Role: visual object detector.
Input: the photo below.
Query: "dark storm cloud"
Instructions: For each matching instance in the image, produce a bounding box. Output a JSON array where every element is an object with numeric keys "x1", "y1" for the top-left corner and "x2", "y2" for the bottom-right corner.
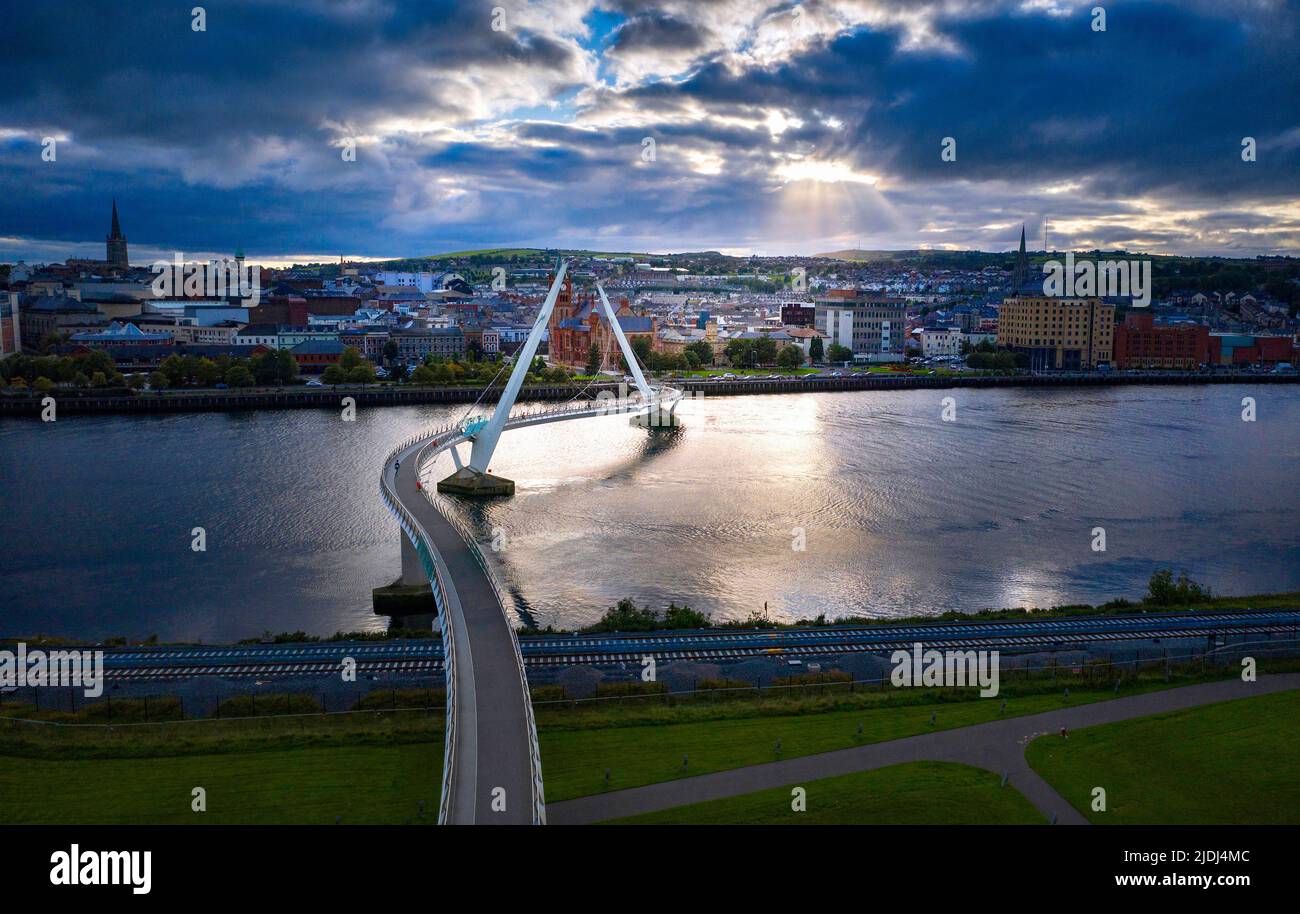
[
  {"x1": 637, "y1": 2, "x2": 1300, "y2": 197},
  {"x1": 608, "y1": 10, "x2": 710, "y2": 53},
  {"x1": 0, "y1": 0, "x2": 583, "y2": 144},
  {"x1": 1, "y1": 0, "x2": 1297, "y2": 258}
]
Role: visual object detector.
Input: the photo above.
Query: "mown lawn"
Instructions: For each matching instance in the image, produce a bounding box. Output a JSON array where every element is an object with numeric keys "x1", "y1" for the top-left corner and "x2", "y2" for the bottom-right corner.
[
  {"x1": 0, "y1": 685, "x2": 1102, "y2": 823},
  {"x1": 1, "y1": 669, "x2": 1289, "y2": 824},
  {"x1": 0, "y1": 742, "x2": 441, "y2": 824},
  {"x1": 537, "y1": 685, "x2": 1151, "y2": 802},
  {"x1": 1027, "y1": 690, "x2": 1300, "y2": 824},
  {"x1": 609, "y1": 761, "x2": 1042, "y2": 825}
]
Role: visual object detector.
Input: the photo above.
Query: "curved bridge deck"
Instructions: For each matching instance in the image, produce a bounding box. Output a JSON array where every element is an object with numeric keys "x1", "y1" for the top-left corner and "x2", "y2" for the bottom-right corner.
[
  {"x1": 388, "y1": 439, "x2": 535, "y2": 824},
  {"x1": 381, "y1": 388, "x2": 681, "y2": 825}
]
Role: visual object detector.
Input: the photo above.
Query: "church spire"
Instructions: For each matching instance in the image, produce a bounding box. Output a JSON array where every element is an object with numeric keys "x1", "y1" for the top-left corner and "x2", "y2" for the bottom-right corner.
[
  {"x1": 1011, "y1": 223, "x2": 1028, "y2": 291},
  {"x1": 106, "y1": 199, "x2": 129, "y2": 270}
]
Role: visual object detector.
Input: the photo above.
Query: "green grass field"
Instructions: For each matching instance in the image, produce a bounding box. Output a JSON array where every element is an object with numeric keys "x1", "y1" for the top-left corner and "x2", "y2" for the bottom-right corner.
[
  {"x1": 0, "y1": 742, "x2": 441, "y2": 824},
  {"x1": 535, "y1": 680, "x2": 1191, "y2": 802},
  {"x1": 1026, "y1": 690, "x2": 1300, "y2": 824},
  {"x1": 0, "y1": 665, "x2": 1293, "y2": 824},
  {"x1": 0, "y1": 710, "x2": 446, "y2": 824},
  {"x1": 610, "y1": 761, "x2": 1043, "y2": 825},
  {"x1": 0, "y1": 681, "x2": 1120, "y2": 822}
]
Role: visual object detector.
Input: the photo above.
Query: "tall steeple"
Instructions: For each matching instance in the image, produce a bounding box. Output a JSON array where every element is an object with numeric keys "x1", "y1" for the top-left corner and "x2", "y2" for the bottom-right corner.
[
  {"x1": 106, "y1": 199, "x2": 129, "y2": 271},
  {"x1": 1010, "y1": 223, "x2": 1028, "y2": 292}
]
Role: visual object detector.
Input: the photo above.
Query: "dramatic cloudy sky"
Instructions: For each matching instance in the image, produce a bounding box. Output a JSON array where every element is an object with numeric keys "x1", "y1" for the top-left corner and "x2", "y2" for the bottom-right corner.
[{"x1": 2, "y1": 0, "x2": 1298, "y2": 264}]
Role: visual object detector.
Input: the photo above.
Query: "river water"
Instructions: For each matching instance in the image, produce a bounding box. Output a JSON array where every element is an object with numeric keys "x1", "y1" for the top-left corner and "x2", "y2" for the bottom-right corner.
[{"x1": 2, "y1": 385, "x2": 1297, "y2": 642}]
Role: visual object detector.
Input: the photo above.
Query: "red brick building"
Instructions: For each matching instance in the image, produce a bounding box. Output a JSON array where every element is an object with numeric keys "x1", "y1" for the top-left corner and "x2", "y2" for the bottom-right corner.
[
  {"x1": 546, "y1": 273, "x2": 655, "y2": 368},
  {"x1": 1207, "y1": 333, "x2": 1296, "y2": 366},
  {"x1": 1113, "y1": 312, "x2": 1211, "y2": 369}
]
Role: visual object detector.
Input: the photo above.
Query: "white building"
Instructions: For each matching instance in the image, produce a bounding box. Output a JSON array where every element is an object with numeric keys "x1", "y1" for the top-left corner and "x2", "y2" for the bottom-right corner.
[
  {"x1": 815, "y1": 296, "x2": 907, "y2": 362},
  {"x1": 375, "y1": 271, "x2": 465, "y2": 294},
  {"x1": 916, "y1": 326, "x2": 964, "y2": 357}
]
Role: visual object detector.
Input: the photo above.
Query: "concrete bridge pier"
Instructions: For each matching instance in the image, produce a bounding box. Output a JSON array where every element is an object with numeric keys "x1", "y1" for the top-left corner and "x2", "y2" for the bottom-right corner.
[
  {"x1": 370, "y1": 536, "x2": 439, "y2": 619},
  {"x1": 437, "y1": 467, "x2": 515, "y2": 496},
  {"x1": 401, "y1": 534, "x2": 426, "y2": 585},
  {"x1": 629, "y1": 399, "x2": 682, "y2": 429}
]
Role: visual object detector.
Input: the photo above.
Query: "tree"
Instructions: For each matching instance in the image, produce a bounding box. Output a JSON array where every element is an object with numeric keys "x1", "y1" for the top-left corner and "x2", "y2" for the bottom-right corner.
[
  {"x1": 225, "y1": 364, "x2": 254, "y2": 387},
  {"x1": 339, "y1": 346, "x2": 364, "y2": 370},
  {"x1": 827, "y1": 343, "x2": 853, "y2": 363},
  {"x1": 724, "y1": 338, "x2": 754, "y2": 368},
  {"x1": 1145, "y1": 569, "x2": 1211, "y2": 606},
  {"x1": 322, "y1": 364, "x2": 347, "y2": 385},
  {"x1": 32, "y1": 376, "x2": 53, "y2": 392},
  {"x1": 409, "y1": 364, "x2": 438, "y2": 386},
  {"x1": 147, "y1": 371, "x2": 169, "y2": 390},
  {"x1": 808, "y1": 336, "x2": 824, "y2": 363},
  {"x1": 193, "y1": 357, "x2": 222, "y2": 386},
  {"x1": 251, "y1": 352, "x2": 278, "y2": 384},
  {"x1": 273, "y1": 349, "x2": 299, "y2": 384},
  {"x1": 346, "y1": 363, "x2": 376, "y2": 384},
  {"x1": 753, "y1": 335, "x2": 778, "y2": 365},
  {"x1": 625, "y1": 335, "x2": 652, "y2": 372},
  {"x1": 662, "y1": 602, "x2": 709, "y2": 628},
  {"x1": 685, "y1": 339, "x2": 714, "y2": 366},
  {"x1": 586, "y1": 341, "x2": 602, "y2": 375},
  {"x1": 776, "y1": 345, "x2": 804, "y2": 369},
  {"x1": 160, "y1": 353, "x2": 186, "y2": 387},
  {"x1": 585, "y1": 598, "x2": 660, "y2": 632},
  {"x1": 253, "y1": 349, "x2": 299, "y2": 385},
  {"x1": 382, "y1": 339, "x2": 399, "y2": 366}
]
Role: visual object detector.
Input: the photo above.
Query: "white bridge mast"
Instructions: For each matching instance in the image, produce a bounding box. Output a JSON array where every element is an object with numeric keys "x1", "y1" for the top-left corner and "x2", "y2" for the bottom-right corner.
[
  {"x1": 467, "y1": 260, "x2": 569, "y2": 474},
  {"x1": 439, "y1": 260, "x2": 664, "y2": 496},
  {"x1": 595, "y1": 282, "x2": 652, "y2": 400}
]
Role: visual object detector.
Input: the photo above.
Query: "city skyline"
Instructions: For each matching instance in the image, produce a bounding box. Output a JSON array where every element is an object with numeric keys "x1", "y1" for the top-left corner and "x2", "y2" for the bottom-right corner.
[{"x1": 1, "y1": 0, "x2": 1298, "y2": 264}]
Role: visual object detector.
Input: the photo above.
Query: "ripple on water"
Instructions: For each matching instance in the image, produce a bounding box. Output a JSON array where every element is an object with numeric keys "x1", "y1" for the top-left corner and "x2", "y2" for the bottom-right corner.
[{"x1": 2, "y1": 386, "x2": 1298, "y2": 639}]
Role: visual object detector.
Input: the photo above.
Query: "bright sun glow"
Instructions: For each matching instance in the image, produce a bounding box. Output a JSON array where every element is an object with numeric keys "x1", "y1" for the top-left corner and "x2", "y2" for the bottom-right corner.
[{"x1": 776, "y1": 159, "x2": 879, "y2": 186}]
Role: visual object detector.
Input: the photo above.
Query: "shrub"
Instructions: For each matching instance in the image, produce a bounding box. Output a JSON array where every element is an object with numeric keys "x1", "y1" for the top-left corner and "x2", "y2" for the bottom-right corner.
[
  {"x1": 1145, "y1": 569, "x2": 1212, "y2": 605},
  {"x1": 214, "y1": 693, "x2": 322, "y2": 717}
]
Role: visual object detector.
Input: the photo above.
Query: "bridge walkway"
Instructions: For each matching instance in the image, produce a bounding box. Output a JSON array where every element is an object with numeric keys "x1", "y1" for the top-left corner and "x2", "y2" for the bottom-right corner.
[{"x1": 389, "y1": 439, "x2": 538, "y2": 824}]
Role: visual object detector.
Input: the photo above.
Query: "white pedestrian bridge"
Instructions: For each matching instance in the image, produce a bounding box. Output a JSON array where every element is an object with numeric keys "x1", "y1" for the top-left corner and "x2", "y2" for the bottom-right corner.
[{"x1": 378, "y1": 262, "x2": 681, "y2": 824}]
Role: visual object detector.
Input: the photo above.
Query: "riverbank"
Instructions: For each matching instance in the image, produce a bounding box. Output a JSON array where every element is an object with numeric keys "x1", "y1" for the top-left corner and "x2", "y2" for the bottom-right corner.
[
  {"x1": 1, "y1": 369, "x2": 1295, "y2": 416},
  {"x1": 4, "y1": 662, "x2": 1296, "y2": 824}
]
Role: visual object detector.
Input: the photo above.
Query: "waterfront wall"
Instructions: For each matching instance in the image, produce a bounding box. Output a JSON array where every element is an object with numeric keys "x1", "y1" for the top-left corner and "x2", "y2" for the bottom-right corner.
[{"x1": 0, "y1": 371, "x2": 1296, "y2": 416}]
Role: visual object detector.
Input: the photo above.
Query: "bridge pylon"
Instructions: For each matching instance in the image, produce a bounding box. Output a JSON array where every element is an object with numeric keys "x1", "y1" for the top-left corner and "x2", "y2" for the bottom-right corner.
[{"x1": 438, "y1": 261, "x2": 571, "y2": 497}]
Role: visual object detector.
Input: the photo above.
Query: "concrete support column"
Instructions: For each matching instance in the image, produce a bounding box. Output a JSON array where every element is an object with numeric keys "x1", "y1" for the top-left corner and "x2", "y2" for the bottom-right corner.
[{"x1": 400, "y1": 534, "x2": 426, "y2": 585}]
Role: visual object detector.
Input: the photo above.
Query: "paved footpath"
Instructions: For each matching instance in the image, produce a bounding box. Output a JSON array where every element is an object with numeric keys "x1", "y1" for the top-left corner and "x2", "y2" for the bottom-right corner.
[
  {"x1": 548, "y1": 673, "x2": 1300, "y2": 825},
  {"x1": 390, "y1": 446, "x2": 537, "y2": 824}
]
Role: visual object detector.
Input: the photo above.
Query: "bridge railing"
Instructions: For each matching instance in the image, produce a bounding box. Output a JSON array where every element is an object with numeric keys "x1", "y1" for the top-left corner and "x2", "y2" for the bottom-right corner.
[
  {"x1": 379, "y1": 439, "x2": 463, "y2": 825},
  {"x1": 411, "y1": 431, "x2": 549, "y2": 825},
  {"x1": 378, "y1": 384, "x2": 681, "y2": 826}
]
